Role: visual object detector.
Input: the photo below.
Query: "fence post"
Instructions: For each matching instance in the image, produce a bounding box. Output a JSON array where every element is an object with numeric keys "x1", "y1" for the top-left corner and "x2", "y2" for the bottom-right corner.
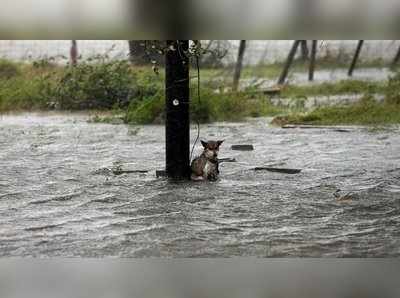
[
  {"x1": 348, "y1": 40, "x2": 364, "y2": 77},
  {"x1": 232, "y1": 40, "x2": 246, "y2": 92},
  {"x1": 300, "y1": 40, "x2": 309, "y2": 61},
  {"x1": 165, "y1": 40, "x2": 190, "y2": 180},
  {"x1": 391, "y1": 45, "x2": 400, "y2": 69},
  {"x1": 278, "y1": 40, "x2": 300, "y2": 85},
  {"x1": 308, "y1": 40, "x2": 317, "y2": 81}
]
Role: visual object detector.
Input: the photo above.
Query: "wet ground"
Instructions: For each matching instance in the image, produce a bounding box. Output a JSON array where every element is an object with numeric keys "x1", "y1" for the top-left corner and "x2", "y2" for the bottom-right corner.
[
  {"x1": 0, "y1": 113, "x2": 399, "y2": 257},
  {"x1": 270, "y1": 94, "x2": 385, "y2": 110},
  {"x1": 240, "y1": 67, "x2": 394, "y2": 89}
]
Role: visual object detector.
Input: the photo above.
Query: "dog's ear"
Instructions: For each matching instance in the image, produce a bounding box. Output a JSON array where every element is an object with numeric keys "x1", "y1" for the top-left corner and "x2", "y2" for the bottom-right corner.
[
  {"x1": 201, "y1": 140, "x2": 208, "y2": 148},
  {"x1": 217, "y1": 140, "x2": 224, "y2": 147}
]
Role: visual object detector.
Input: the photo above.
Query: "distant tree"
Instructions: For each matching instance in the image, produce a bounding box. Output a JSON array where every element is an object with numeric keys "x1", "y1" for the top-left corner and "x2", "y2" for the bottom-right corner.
[
  {"x1": 197, "y1": 40, "x2": 229, "y2": 68},
  {"x1": 70, "y1": 40, "x2": 78, "y2": 66},
  {"x1": 128, "y1": 40, "x2": 147, "y2": 65},
  {"x1": 127, "y1": 40, "x2": 164, "y2": 65}
]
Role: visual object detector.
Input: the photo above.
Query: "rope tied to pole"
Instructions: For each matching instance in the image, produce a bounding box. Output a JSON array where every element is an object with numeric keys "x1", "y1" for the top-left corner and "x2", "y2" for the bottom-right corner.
[{"x1": 190, "y1": 41, "x2": 201, "y2": 163}]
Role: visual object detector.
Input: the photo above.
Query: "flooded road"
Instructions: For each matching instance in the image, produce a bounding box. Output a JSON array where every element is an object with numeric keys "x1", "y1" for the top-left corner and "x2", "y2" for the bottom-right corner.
[{"x1": 0, "y1": 113, "x2": 399, "y2": 257}]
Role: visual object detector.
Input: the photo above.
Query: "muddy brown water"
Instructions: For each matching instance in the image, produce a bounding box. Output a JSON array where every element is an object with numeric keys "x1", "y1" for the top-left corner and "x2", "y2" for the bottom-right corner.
[{"x1": 0, "y1": 113, "x2": 399, "y2": 257}]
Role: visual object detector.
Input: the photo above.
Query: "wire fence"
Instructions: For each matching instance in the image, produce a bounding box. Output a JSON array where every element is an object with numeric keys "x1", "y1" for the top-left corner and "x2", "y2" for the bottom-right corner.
[
  {"x1": 229, "y1": 40, "x2": 400, "y2": 65},
  {"x1": 0, "y1": 40, "x2": 399, "y2": 66},
  {"x1": 0, "y1": 40, "x2": 129, "y2": 63}
]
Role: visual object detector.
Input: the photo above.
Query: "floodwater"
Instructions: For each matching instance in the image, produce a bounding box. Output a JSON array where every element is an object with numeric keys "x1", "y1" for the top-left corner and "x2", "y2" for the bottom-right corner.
[{"x1": 0, "y1": 113, "x2": 399, "y2": 257}]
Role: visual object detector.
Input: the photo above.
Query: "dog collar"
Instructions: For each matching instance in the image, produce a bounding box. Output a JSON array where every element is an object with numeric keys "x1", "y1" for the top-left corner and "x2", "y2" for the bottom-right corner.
[
  {"x1": 208, "y1": 158, "x2": 218, "y2": 164},
  {"x1": 200, "y1": 153, "x2": 218, "y2": 164}
]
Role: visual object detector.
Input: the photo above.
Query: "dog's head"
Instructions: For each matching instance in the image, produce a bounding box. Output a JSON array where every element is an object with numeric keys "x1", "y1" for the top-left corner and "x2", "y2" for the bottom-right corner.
[{"x1": 201, "y1": 140, "x2": 224, "y2": 161}]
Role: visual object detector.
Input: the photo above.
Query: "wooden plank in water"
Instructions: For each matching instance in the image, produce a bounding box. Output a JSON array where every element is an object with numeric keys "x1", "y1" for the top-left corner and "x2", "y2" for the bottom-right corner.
[
  {"x1": 254, "y1": 167, "x2": 301, "y2": 174},
  {"x1": 282, "y1": 124, "x2": 351, "y2": 132},
  {"x1": 113, "y1": 169, "x2": 148, "y2": 175},
  {"x1": 218, "y1": 158, "x2": 237, "y2": 163},
  {"x1": 231, "y1": 144, "x2": 254, "y2": 151}
]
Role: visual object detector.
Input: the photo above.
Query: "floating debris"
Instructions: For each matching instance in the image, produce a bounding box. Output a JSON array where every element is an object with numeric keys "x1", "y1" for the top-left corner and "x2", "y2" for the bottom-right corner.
[
  {"x1": 231, "y1": 144, "x2": 254, "y2": 151},
  {"x1": 112, "y1": 169, "x2": 148, "y2": 175},
  {"x1": 282, "y1": 124, "x2": 352, "y2": 132},
  {"x1": 93, "y1": 166, "x2": 148, "y2": 176},
  {"x1": 254, "y1": 167, "x2": 301, "y2": 174},
  {"x1": 334, "y1": 190, "x2": 359, "y2": 202},
  {"x1": 218, "y1": 157, "x2": 237, "y2": 163}
]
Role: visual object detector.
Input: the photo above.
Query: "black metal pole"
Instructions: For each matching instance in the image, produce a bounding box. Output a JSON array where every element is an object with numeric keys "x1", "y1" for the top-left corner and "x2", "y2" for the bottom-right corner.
[
  {"x1": 309, "y1": 40, "x2": 317, "y2": 81},
  {"x1": 348, "y1": 40, "x2": 364, "y2": 77},
  {"x1": 232, "y1": 40, "x2": 247, "y2": 92},
  {"x1": 165, "y1": 40, "x2": 190, "y2": 180},
  {"x1": 278, "y1": 40, "x2": 300, "y2": 85},
  {"x1": 391, "y1": 45, "x2": 400, "y2": 69}
]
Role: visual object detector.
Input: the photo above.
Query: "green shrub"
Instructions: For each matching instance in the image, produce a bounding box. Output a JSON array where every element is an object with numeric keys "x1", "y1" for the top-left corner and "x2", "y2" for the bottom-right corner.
[
  {"x1": 0, "y1": 76, "x2": 47, "y2": 110},
  {"x1": 46, "y1": 60, "x2": 139, "y2": 110},
  {"x1": 32, "y1": 58, "x2": 58, "y2": 69},
  {"x1": 0, "y1": 59, "x2": 20, "y2": 79}
]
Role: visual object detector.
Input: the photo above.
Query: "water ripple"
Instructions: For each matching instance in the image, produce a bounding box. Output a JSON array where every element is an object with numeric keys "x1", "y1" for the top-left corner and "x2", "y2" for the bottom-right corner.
[{"x1": 0, "y1": 113, "x2": 399, "y2": 256}]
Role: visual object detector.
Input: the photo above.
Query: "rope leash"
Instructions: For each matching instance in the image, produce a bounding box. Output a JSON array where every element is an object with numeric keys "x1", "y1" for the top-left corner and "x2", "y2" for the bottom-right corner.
[{"x1": 189, "y1": 53, "x2": 201, "y2": 162}]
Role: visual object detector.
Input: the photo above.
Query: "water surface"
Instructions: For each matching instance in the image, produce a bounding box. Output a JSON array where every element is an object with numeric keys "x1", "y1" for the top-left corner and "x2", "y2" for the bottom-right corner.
[{"x1": 0, "y1": 113, "x2": 399, "y2": 257}]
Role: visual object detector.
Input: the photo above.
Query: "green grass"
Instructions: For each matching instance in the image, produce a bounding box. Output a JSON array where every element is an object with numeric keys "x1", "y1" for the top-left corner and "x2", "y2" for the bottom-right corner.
[
  {"x1": 0, "y1": 59, "x2": 283, "y2": 124},
  {"x1": 238, "y1": 58, "x2": 388, "y2": 80},
  {"x1": 2, "y1": 58, "x2": 400, "y2": 126},
  {"x1": 193, "y1": 90, "x2": 283, "y2": 122},
  {"x1": 192, "y1": 57, "x2": 388, "y2": 83},
  {"x1": 124, "y1": 88, "x2": 283, "y2": 124},
  {"x1": 273, "y1": 71, "x2": 400, "y2": 126},
  {"x1": 279, "y1": 97, "x2": 400, "y2": 126},
  {"x1": 0, "y1": 60, "x2": 64, "y2": 111},
  {"x1": 0, "y1": 59, "x2": 21, "y2": 79},
  {"x1": 280, "y1": 80, "x2": 386, "y2": 98},
  {"x1": 0, "y1": 75, "x2": 49, "y2": 111}
]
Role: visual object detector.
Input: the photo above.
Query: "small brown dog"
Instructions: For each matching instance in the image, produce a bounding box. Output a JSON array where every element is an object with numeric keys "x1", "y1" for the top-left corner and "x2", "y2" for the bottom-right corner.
[{"x1": 191, "y1": 140, "x2": 224, "y2": 181}]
